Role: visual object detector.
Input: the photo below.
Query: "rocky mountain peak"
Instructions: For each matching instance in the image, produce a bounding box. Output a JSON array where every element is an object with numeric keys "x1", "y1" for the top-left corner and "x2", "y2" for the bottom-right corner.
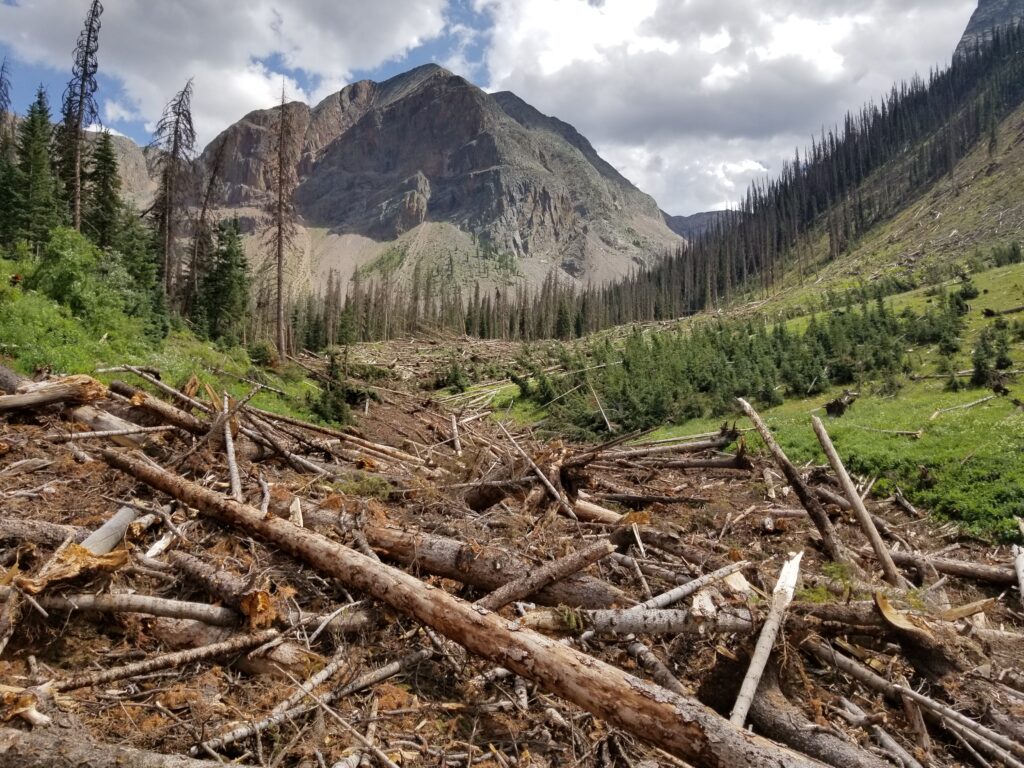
[
  {"x1": 197, "y1": 64, "x2": 679, "y2": 288},
  {"x1": 956, "y1": 0, "x2": 1024, "y2": 57}
]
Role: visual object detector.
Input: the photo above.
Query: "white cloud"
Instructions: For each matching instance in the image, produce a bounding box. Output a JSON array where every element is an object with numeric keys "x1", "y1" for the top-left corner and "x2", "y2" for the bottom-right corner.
[
  {"x1": 477, "y1": 0, "x2": 978, "y2": 213},
  {"x1": 0, "y1": 0, "x2": 449, "y2": 146}
]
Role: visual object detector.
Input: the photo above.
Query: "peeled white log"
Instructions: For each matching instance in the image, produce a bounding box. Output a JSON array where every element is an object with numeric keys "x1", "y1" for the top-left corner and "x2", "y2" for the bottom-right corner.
[{"x1": 729, "y1": 551, "x2": 802, "y2": 727}]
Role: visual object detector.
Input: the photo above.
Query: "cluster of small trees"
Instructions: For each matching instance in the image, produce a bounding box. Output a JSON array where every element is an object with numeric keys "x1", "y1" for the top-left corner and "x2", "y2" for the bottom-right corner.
[{"x1": 515, "y1": 291, "x2": 970, "y2": 436}]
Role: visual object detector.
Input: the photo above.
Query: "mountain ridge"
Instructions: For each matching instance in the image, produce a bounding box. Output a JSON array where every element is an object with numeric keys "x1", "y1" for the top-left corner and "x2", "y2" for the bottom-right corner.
[{"x1": 198, "y1": 63, "x2": 681, "y2": 289}]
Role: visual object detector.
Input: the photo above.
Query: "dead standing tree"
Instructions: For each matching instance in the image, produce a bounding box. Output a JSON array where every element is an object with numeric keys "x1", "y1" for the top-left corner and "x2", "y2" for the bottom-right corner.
[
  {"x1": 266, "y1": 83, "x2": 298, "y2": 359},
  {"x1": 153, "y1": 78, "x2": 196, "y2": 307},
  {"x1": 60, "y1": 0, "x2": 102, "y2": 232}
]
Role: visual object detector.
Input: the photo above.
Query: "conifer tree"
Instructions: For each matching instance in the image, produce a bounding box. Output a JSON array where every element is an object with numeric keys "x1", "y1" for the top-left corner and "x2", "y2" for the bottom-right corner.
[
  {"x1": 153, "y1": 78, "x2": 196, "y2": 305},
  {"x1": 183, "y1": 139, "x2": 226, "y2": 319},
  {"x1": 15, "y1": 86, "x2": 61, "y2": 252},
  {"x1": 200, "y1": 220, "x2": 249, "y2": 345},
  {"x1": 60, "y1": 0, "x2": 103, "y2": 231},
  {"x1": 0, "y1": 57, "x2": 17, "y2": 247},
  {"x1": 84, "y1": 129, "x2": 121, "y2": 248}
]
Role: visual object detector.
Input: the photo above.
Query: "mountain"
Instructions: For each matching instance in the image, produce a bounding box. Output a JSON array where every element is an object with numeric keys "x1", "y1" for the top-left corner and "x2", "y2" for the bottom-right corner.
[
  {"x1": 662, "y1": 210, "x2": 726, "y2": 240},
  {"x1": 956, "y1": 0, "x2": 1024, "y2": 57},
  {"x1": 200, "y1": 64, "x2": 680, "y2": 290}
]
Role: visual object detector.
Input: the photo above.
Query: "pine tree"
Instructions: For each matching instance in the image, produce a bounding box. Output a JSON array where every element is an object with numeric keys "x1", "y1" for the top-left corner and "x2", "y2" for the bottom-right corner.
[
  {"x1": 112, "y1": 206, "x2": 167, "y2": 339},
  {"x1": 0, "y1": 57, "x2": 18, "y2": 247},
  {"x1": 153, "y1": 79, "x2": 196, "y2": 305},
  {"x1": 15, "y1": 86, "x2": 61, "y2": 252},
  {"x1": 84, "y1": 130, "x2": 121, "y2": 248},
  {"x1": 200, "y1": 220, "x2": 249, "y2": 345},
  {"x1": 60, "y1": 0, "x2": 103, "y2": 231}
]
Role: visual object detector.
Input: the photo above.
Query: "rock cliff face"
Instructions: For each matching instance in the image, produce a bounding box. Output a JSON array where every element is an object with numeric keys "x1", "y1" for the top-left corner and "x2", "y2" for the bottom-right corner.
[
  {"x1": 199, "y1": 64, "x2": 680, "y2": 285},
  {"x1": 662, "y1": 210, "x2": 725, "y2": 241},
  {"x1": 956, "y1": 0, "x2": 1024, "y2": 57}
]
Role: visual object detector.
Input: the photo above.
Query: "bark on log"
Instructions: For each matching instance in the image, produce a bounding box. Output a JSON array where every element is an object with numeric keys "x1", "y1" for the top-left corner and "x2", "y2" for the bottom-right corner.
[
  {"x1": 67, "y1": 404, "x2": 149, "y2": 449},
  {"x1": 887, "y1": 551, "x2": 1017, "y2": 585},
  {"x1": 607, "y1": 432, "x2": 738, "y2": 460},
  {"x1": 475, "y1": 539, "x2": 615, "y2": 611},
  {"x1": 522, "y1": 607, "x2": 755, "y2": 636},
  {"x1": 109, "y1": 381, "x2": 208, "y2": 434},
  {"x1": 0, "y1": 727, "x2": 226, "y2": 768},
  {"x1": 746, "y1": 668, "x2": 890, "y2": 768},
  {"x1": 294, "y1": 500, "x2": 630, "y2": 609},
  {"x1": 41, "y1": 593, "x2": 238, "y2": 627},
  {"x1": 54, "y1": 629, "x2": 279, "y2": 691},
  {"x1": 0, "y1": 375, "x2": 106, "y2": 413},
  {"x1": 0, "y1": 517, "x2": 87, "y2": 547},
  {"x1": 738, "y1": 399, "x2": 848, "y2": 565},
  {"x1": 103, "y1": 449, "x2": 827, "y2": 768}
]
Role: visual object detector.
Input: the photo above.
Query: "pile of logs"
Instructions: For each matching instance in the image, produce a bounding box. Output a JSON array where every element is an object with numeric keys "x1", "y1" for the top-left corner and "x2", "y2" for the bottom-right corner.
[{"x1": 0, "y1": 356, "x2": 1022, "y2": 768}]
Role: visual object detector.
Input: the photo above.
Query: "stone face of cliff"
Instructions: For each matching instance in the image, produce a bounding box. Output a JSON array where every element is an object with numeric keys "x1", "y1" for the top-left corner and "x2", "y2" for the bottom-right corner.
[
  {"x1": 199, "y1": 64, "x2": 681, "y2": 285},
  {"x1": 956, "y1": 0, "x2": 1024, "y2": 56}
]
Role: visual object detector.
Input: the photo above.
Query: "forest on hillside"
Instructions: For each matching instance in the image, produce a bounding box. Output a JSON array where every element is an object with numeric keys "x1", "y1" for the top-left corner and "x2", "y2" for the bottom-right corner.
[{"x1": 3, "y1": 6, "x2": 1024, "y2": 356}]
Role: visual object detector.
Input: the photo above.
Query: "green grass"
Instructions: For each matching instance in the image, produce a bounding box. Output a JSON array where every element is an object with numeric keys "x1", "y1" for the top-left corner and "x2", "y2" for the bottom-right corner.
[
  {"x1": 0, "y1": 256, "x2": 326, "y2": 425},
  {"x1": 644, "y1": 367, "x2": 1024, "y2": 540}
]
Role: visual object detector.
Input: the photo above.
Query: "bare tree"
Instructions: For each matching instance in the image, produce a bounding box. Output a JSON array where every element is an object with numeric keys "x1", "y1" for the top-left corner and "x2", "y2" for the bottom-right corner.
[
  {"x1": 0, "y1": 56, "x2": 11, "y2": 124},
  {"x1": 153, "y1": 78, "x2": 196, "y2": 305},
  {"x1": 61, "y1": 0, "x2": 103, "y2": 231},
  {"x1": 266, "y1": 83, "x2": 298, "y2": 358}
]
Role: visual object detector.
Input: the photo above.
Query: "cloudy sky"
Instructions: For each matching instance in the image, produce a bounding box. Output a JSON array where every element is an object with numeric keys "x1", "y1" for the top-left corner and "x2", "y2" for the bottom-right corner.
[{"x1": 0, "y1": 0, "x2": 978, "y2": 214}]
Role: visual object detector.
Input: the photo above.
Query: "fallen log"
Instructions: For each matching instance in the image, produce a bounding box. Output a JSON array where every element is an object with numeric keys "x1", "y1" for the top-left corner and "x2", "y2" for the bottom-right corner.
[
  {"x1": 476, "y1": 539, "x2": 615, "y2": 612},
  {"x1": 746, "y1": 668, "x2": 890, "y2": 768},
  {"x1": 0, "y1": 517, "x2": 87, "y2": 547},
  {"x1": 887, "y1": 551, "x2": 1017, "y2": 585},
  {"x1": 522, "y1": 607, "x2": 755, "y2": 636},
  {"x1": 0, "y1": 727, "x2": 228, "y2": 768},
  {"x1": 0, "y1": 375, "x2": 106, "y2": 413},
  {"x1": 109, "y1": 381, "x2": 208, "y2": 434},
  {"x1": 1014, "y1": 545, "x2": 1024, "y2": 611},
  {"x1": 812, "y1": 417, "x2": 905, "y2": 588},
  {"x1": 54, "y1": 629, "x2": 279, "y2": 692},
  {"x1": 641, "y1": 454, "x2": 754, "y2": 471},
  {"x1": 293, "y1": 499, "x2": 631, "y2": 609},
  {"x1": 730, "y1": 552, "x2": 802, "y2": 727},
  {"x1": 40, "y1": 593, "x2": 238, "y2": 627},
  {"x1": 606, "y1": 433, "x2": 739, "y2": 461},
  {"x1": 102, "y1": 449, "x2": 827, "y2": 768},
  {"x1": 738, "y1": 399, "x2": 849, "y2": 566}
]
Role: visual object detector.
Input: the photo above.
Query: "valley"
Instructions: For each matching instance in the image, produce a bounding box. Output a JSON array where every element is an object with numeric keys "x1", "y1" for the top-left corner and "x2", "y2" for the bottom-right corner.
[{"x1": 2, "y1": 2, "x2": 1024, "y2": 767}]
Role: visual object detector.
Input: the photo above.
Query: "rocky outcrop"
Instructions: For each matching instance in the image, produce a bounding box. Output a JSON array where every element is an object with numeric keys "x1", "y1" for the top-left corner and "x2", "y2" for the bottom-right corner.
[
  {"x1": 956, "y1": 0, "x2": 1024, "y2": 57},
  {"x1": 199, "y1": 64, "x2": 681, "y2": 285}
]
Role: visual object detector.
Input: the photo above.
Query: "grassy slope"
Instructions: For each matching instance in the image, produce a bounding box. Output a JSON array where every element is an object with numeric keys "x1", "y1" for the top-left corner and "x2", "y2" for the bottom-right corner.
[
  {"x1": 0, "y1": 257, "x2": 323, "y2": 422},
  {"x1": 639, "y1": 260, "x2": 1024, "y2": 540},
  {"x1": 752, "y1": 102, "x2": 1024, "y2": 316}
]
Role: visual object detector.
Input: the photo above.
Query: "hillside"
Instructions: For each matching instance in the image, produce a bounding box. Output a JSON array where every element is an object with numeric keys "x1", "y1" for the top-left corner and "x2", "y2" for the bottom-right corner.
[{"x1": 749, "y1": 98, "x2": 1024, "y2": 314}]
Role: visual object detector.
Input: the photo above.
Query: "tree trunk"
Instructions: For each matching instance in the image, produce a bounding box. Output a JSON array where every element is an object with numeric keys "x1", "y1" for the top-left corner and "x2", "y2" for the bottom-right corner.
[
  {"x1": 0, "y1": 727, "x2": 222, "y2": 768},
  {"x1": 102, "y1": 449, "x2": 826, "y2": 768},
  {"x1": 747, "y1": 668, "x2": 890, "y2": 768},
  {"x1": 294, "y1": 498, "x2": 631, "y2": 609},
  {"x1": 0, "y1": 375, "x2": 106, "y2": 412}
]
